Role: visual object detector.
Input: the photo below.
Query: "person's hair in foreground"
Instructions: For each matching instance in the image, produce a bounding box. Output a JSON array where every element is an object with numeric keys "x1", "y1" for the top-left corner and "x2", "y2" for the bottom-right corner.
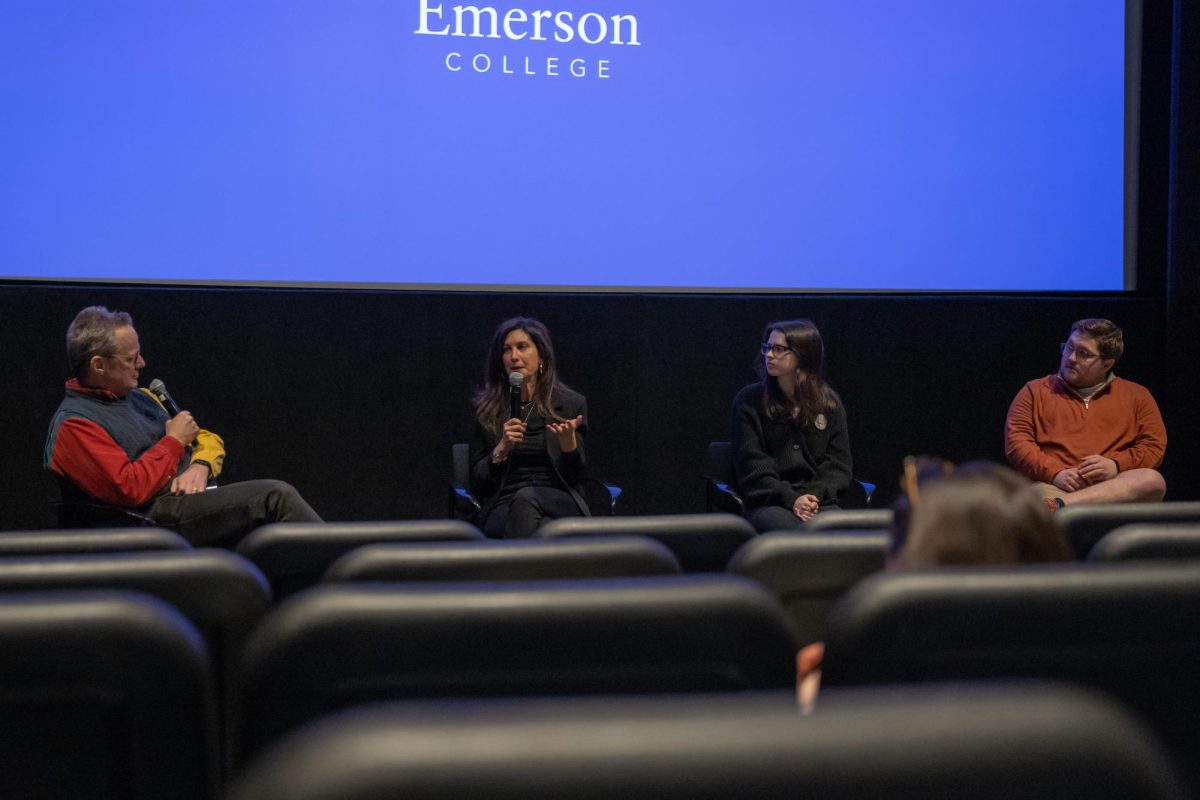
[
  {"x1": 892, "y1": 458, "x2": 1072, "y2": 567},
  {"x1": 758, "y1": 318, "x2": 839, "y2": 424},
  {"x1": 473, "y1": 316, "x2": 568, "y2": 433},
  {"x1": 797, "y1": 458, "x2": 1072, "y2": 711}
]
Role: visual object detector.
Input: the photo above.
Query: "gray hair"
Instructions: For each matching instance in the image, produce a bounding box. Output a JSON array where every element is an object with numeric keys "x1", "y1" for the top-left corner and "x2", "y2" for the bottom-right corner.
[{"x1": 67, "y1": 306, "x2": 133, "y2": 378}]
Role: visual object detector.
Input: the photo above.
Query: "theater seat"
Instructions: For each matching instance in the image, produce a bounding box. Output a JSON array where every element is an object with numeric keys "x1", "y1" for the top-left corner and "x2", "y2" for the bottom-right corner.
[
  {"x1": 236, "y1": 520, "x2": 484, "y2": 598},
  {"x1": 727, "y1": 532, "x2": 889, "y2": 645},
  {"x1": 821, "y1": 561, "x2": 1200, "y2": 795},
  {"x1": 536, "y1": 513, "x2": 756, "y2": 572},
  {"x1": 233, "y1": 575, "x2": 798, "y2": 763},
  {"x1": 1088, "y1": 523, "x2": 1200, "y2": 562},
  {"x1": 801, "y1": 509, "x2": 894, "y2": 532},
  {"x1": 322, "y1": 536, "x2": 681, "y2": 584},
  {"x1": 1056, "y1": 501, "x2": 1200, "y2": 558},
  {"x1": 0, "y1": 527, "x2": 189, "y2": 556},
  {"x1": 227, "y1": 684, "x2": 1185, "y2": 800},
  {"x1": 0, "y1": 590, "x2": 218, "y2": 800},
  {"x1": 0, "y1": 549, "x2": 271, "y2": 781}
]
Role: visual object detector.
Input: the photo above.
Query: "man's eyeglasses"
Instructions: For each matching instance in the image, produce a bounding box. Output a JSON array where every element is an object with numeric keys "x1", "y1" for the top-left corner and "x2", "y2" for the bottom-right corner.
[
  {"x1": 104, "y1": 351, "x2": 141, "y2": 366},
  {"x1": 1060, "y1": 343, "x2": 1100, "y2": 363},
  {"x1": 760, "y1": 343, "x2": 795, "y2": 358}
]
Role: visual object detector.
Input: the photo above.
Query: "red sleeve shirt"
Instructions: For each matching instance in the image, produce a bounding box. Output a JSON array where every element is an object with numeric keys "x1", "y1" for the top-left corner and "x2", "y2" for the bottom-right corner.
[{"x1": 48, "y1": 416, "x2": 185, "y2": 508}]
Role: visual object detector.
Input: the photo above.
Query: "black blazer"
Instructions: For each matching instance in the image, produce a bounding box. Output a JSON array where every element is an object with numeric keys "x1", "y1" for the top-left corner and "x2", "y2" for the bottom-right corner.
[{"x1": 469, "y1": 386, "x2": 591, "y2": 520}]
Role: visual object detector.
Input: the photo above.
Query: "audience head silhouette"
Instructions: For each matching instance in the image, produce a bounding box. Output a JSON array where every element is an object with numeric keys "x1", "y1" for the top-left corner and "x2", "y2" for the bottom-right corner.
[{"x1": 892, "y1": 458, "x2": 1071, "y2": 568}]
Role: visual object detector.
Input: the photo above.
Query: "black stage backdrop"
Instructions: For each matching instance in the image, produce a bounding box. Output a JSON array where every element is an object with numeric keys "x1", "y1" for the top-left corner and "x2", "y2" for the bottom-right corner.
[
  {"x1": 1, "y1": 287, "x2": 1184, "y2": 530},
  {"x1": 3, "y1": 0, "x2": 1198, "y2": 530}
]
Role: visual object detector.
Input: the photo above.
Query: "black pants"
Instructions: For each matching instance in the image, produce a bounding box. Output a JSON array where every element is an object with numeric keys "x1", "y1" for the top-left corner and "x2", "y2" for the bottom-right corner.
[
  {"x1": 746, "y1": 503, "x2": 841, "y2": 533},
  {"x1": 146, "y1": 479, "x2": 321, "y2": 548},
  {"x1": 484, "y1": 486, "x2": 581, "y2": 539}
]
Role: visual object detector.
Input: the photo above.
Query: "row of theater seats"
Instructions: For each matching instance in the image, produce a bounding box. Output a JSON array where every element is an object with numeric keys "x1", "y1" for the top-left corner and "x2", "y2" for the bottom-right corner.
[{"x1": 1, "y1": 508, "x2": 1199, "y2": 798}]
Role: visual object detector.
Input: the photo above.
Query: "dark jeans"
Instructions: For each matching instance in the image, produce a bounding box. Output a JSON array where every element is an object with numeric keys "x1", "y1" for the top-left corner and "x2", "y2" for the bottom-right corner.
[
  {"x1": 484, "y1": 486, "x2": 581, "y2": 539},
  {"x1": 746, "y1": 503, "x2": 841, "y2": 533},
  {"x1": 146, "y1": 479, "x2": 321, "y2": 548}
]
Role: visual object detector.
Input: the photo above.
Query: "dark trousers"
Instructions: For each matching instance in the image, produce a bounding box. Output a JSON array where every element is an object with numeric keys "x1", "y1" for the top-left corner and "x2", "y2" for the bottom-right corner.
[
  {"x1": 746, "y1": 503, "x2": 842, "y2": 533},
  {"x1": 484, "y1": 486, "x2": 581, "y2": 539},
  {"x1": 146, "y1": 479, "x2": 321, "y2": 548}
]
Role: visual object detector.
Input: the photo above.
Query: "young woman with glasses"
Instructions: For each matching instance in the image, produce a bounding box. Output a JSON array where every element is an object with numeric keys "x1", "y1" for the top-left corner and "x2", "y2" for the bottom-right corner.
[{"x1": 730, "y1": 318, "x2": 853, "y2": 532}]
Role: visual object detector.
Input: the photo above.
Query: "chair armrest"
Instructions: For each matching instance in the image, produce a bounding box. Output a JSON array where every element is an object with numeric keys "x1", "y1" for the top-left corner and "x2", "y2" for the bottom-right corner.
[{"x1": 705, "y1": 478, "x2": 745, "y2": 515}]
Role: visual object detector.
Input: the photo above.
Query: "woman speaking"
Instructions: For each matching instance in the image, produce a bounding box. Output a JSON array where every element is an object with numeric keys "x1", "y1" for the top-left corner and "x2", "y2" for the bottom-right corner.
[
  {"x1": 731, "y1": 319, "x2": 853, "y2": 531},
  {"x1": 469, "y1": 317, "x2": 591, "y2": 538}
]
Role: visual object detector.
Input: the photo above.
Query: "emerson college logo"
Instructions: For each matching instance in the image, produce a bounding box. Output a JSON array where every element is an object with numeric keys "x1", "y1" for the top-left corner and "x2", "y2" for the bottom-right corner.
[{"x1": 413, "y1": 1, "x2": 641, "y2": 79}]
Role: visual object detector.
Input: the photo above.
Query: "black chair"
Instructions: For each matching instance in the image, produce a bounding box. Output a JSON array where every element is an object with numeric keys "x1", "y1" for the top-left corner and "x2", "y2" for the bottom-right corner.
[
  {"x1": 821, "y1": 561, "x2": 1200, "y2": 795},
  {"x1": 1088, "y1": 523, "x2": 1200, "y2": 562},
  {"x1": 536, "y1": 513, "x2": 756, "y2": 573},
  {"x1": 0, "y1": 590, "x2": 219, "y2": 800},
  {"x1": 49, "y1": 471, "x2": 157, "y2": 528},
  {"x1": 237, "y1": 520, "x2": 484, "y2": 599},
  {"x1": 449, "y1": 442, "x2": 622, "y2": 525},
  {"x1": 322, "y1": 536, "x2": 682, "y2": 584},
  {"x1": 704, "y1": 441, "x2": 874, "y2": 514},
  {"x1": 0, "y1": 549, "x2": 271, "y2": 781},
  {"x1": 228, "y1": 684, "x2": 1185, "y2": 800},
  {"x1": 727, "y1": 531, "x2": 889, "y2": 645},
  {"x1": 233, "y1": 574, "x2": 799, "y2": 763},
  {"x1": 0, "y1": 527, "x2": 189, "y2": 556},
  {"x1": 802, "y1": 509, "x2": 893, "y2": 531},
  {"x1": 1056, "y1": 501, "x2": 1200, "y2": 558}
]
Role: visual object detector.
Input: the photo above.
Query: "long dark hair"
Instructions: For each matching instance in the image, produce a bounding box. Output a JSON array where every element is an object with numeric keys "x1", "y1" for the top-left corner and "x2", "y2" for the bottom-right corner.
[
  {"x1": 473, "y1": 317, "x2": 569, "y2": 434},
  {"x1": 758, "y1": 319, "x2": 839, "y2": 424}
]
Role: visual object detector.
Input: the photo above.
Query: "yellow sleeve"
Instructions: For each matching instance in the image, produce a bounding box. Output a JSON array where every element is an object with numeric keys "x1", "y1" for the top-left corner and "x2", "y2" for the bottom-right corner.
[
  {"x1": 138, "y1": 387, "x2": 226, "y2": 478},
  {"x1": 191, "y1": 429, "x2": 226, "y2": 478}
]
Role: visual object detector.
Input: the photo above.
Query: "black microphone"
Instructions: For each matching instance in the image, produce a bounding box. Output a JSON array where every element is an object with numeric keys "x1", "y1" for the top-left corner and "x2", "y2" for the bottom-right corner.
[
  {"x1": 148, "y1": 379, "x2": 182, "y2": 416},
  {"x1": 508, "y1": 371, "x2": 523, "y2": 420}
]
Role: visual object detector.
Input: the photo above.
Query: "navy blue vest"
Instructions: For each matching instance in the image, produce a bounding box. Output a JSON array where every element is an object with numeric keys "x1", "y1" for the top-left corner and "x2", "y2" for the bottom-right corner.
[{"x1": 45, "y1": 387, "x2": 191, "y2": 473}]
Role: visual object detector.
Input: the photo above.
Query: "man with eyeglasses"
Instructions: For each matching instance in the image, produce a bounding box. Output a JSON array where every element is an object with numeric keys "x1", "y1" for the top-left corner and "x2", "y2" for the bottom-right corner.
[
  {"x1": 44, "y1": 305, "x2": 321, "y2": 545},
  {"x1": 1004, "y1": 318, "x2": 1166, "y2": 510}
]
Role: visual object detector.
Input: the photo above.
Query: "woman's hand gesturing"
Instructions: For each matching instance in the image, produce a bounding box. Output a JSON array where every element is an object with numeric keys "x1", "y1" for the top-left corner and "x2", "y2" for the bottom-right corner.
[{"x1": 547, "y1": 415, "x2": 583, "y2": 452}]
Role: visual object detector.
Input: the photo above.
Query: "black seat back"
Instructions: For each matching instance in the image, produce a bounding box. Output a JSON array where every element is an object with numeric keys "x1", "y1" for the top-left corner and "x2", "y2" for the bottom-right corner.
[
  {"x1": 228, "y1": 685, "x2": 1185, "y2": 800},
  {"x1": 1057, "y1": 502, "x2": 1200, "y2": 558},
  {"x1": 0, "y1": 527, "x2": 189, "y2": 556},
  {"x1": 234, "y1": 574, "x2": 798, "y2": 763},
  {"x1": 728, "y1": 531, "x2": 889, "y2": 645},
  {"x1": 0, "y1": 590, "x2": 218, "y2": 800},
  {"x1": 537, "y1": 514, "x2": 756, "y2": 572},
  {"x1": 0, "y1": 549, "x2": 271, "y2": 780},
  {"x1": 822, "y1": 562, "x2": 1200, "y2": 794},
  {"x1": 802, "y1": 508, "x2": 893, "y2": 531},
  {"x1": 323, "y1": 536, "x2": 681, "y2": 583},
  {"x1": 237, "y1": 520, "x2": 484, "y2": 598},
  {"x1": 1089, "y1": 523, "x2": 1200, "y2": 561}
]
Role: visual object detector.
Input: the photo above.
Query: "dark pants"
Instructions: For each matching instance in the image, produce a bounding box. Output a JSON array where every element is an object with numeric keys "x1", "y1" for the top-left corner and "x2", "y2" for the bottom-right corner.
[
  {"x1": 484, "y1": 486, "x2": 581, "y2": 539},
  {"x1": 746, "y1": 503, "x2": 842, "y2": 533},
  {"x1": 146, "y1": 479, "x2": 321, "y2": 548}
]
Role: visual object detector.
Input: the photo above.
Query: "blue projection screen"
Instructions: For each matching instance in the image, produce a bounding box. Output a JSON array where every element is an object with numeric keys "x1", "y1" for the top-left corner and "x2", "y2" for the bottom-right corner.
[{"x1": 0, "y1": 1, "x2": 1127, "y2": 291}]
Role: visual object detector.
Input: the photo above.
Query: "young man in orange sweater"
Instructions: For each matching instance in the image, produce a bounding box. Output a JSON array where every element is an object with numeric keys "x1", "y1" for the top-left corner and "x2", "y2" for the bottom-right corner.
[{"x1": 1004, "y1": 318, "x2": 1167, "y2": 508}]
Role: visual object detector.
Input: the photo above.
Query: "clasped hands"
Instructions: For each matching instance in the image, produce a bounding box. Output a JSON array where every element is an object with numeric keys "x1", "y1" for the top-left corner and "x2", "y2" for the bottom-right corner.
[
  {"x1": 493, "y1": 414, "x2": 584, "y2": 461},
  {"x1": 792, "y1": 493, "x2": 820, "y2": 522},
  {"x1": 1053, "y1": 454, "x2": 1118, "y2": 492}
]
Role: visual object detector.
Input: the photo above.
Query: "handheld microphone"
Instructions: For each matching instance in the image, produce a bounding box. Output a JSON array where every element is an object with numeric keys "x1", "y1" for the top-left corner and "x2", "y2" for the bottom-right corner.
[
  {"x1": 148, "y1": 379, "x2": 182, "y2": 416},
  {"x1": 508, "y1": 371, "x2": 523, "y2": 420}
]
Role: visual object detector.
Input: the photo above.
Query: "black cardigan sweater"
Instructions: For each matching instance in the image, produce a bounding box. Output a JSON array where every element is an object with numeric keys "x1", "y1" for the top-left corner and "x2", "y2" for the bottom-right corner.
[{"x1": 731, "y1": 382, "x2": 853, "y2": 509}]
